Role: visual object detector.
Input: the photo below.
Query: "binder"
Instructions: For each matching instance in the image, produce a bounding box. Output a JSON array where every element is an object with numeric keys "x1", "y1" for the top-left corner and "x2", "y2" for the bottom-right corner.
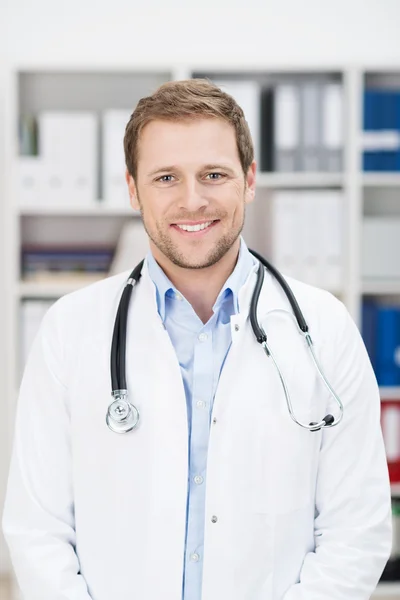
[
  {"x1": 363, "y1": 90, "x2": 380, "y2": 171},
  {"x1": 297, "y1": 191, "x2": 320, "y2": 286},
  {"x1": 18, "y1": 156, "x2": 45, "y2": 207},
  {"x1": 273, "y1": 84, "x2": 300, "y2": 172},
  {"x1": 381, "y1": 400, "x2": 400, "y2": 484},
  {"x1": 102, "y1": 109, "x2": 132, "y2": 206},
  {"x1": 271, "y1": 191, "x2": 299, "y2": 278},
  {"x1": 362, "y1": 300, "x2": 378, "y2": 372},
  {"x1": 321, "y1": 82, "x2": 343, "y2": 172},
  {"x1": 38, "y1": 111, "x2": 98, "y2": 206},
  {"x1": 376, "y1": 306, "x2": 400, "y2": 386},
  {"x1": 319, "y1": 191, "x2": 343, "y2": 292},
  {"x1": 396, "y1": 91, "x2": 400, "y2": 171},
  {"x1": 213, "y1": 80, "x2": 261, "y2": 167},
  {"x1": 300, "y1": 81, "x2": 322, "y2": 172},
  {"x1": 260, "y1": 87, "x2": 274, "y2": 172},
  {"x1": 361, "y1": 218, "x2": 400, "y2": 280}
]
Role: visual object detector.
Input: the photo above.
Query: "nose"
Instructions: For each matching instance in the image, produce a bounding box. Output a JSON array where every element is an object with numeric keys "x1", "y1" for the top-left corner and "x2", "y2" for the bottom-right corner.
[{"x1": 177, "y1": 178, "x2": 210, "y2": 213}]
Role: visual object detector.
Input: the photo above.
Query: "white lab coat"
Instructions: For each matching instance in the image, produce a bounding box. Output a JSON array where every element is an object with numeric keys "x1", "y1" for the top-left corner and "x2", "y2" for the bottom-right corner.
[{"x1": 2, "y1": 260, "x2": 392, "y2": 600}]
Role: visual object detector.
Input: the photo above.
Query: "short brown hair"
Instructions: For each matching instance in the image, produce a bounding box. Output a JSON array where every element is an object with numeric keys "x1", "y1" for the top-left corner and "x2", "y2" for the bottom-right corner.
[{"x1": 123, "y1": 78, "x2": 254, "y2": 181}]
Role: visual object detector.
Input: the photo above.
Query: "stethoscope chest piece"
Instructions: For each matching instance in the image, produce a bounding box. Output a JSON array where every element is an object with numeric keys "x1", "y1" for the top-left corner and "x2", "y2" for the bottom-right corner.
[{"x1": 106, "y1": 390, "x2": 140, "y2": 434}]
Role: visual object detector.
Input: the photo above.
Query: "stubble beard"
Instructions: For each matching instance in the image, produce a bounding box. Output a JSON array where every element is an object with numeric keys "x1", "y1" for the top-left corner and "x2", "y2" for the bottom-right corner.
[{"x1": 138, "y1": 198, "x2": 246, "y2": 270}]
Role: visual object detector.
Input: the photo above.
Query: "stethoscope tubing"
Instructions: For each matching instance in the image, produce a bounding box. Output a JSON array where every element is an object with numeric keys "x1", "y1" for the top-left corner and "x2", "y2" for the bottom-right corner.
[{"x1": 107, "y1": 251, "x2": 344, "y2": 433}]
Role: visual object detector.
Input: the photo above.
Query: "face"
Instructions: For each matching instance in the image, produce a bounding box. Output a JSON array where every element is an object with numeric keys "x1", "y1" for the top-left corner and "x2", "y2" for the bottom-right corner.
[{"x1": 126, "y1": 117, "x2": 256, "y2": 270}]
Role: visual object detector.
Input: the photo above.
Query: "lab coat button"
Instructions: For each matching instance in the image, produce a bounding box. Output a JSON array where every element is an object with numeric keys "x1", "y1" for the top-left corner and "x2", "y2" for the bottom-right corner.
[
  {"x1": 234, "y1": 324, "x2": 240, "y2": 331},
  {"x1": 212, "y1": 417, "x2": 217, "y2": 424},
  {"x1": 211, "y1": 515, "x2": 218, "y2": 523},
  {"x1": 190, "y1": 553, "x2": 200, "y2": 562}
]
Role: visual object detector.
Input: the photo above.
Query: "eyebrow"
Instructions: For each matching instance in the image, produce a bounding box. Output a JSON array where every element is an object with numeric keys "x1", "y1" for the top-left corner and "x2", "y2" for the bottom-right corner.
[{"x1": 147, "y1": 164, "x2": 236, "y2": 177}]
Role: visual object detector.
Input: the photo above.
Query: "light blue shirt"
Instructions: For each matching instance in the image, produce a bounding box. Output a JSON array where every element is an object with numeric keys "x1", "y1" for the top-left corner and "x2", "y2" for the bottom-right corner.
[{"x1": 146, "y1": 237, "x2": 256, "y2": 600}]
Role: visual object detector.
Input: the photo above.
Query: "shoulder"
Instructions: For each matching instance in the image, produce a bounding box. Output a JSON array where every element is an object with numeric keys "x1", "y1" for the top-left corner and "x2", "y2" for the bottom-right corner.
[
  {"x1": 42, "y1": 270, "x2": 132, "y2": 334},
  {"x1": 280, "y1": 274, "x2": 350, "y2": 336}
]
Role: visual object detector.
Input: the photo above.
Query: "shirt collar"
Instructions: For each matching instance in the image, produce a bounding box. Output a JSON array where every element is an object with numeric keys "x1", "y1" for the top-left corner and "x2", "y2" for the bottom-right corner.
[{"x1": 146, "y1": 236, "x2": 257, "y2": 322}]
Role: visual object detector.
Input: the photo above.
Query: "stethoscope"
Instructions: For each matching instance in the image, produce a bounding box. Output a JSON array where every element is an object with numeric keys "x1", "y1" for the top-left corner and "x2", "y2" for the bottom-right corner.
[{"x1": 106, "y1": 249, "x2": 344, "y2": 434}]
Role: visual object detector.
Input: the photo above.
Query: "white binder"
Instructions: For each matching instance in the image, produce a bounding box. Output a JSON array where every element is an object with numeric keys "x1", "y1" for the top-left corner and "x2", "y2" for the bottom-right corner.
[
  {"x1": 319, "y1": 190, "x2": 344, "y2": 292},
  {"x1": 38, "y1": 111, "x2": 98, "y2": 206},
  {"x1": 297, "y1": 191, "x2": 321, "y2": 286},
  {"x1": 213, "y1": 80, "x2": 261, "y2": 167},
  {"x1": 271, "y1": 191, "x2": 300, "y2": 279},
  {"x1": 102, "y1": 109, "x2": 132, "y2": 206},
  {"x1": 300, "y1": 81, "x2": 322, "y2": 172},
  {"x1": 274, "y1": 84, "x2": 300, "y2": 172},
  {"x1": 321, "y1": 83, "x2": 344, "y2": 172}
]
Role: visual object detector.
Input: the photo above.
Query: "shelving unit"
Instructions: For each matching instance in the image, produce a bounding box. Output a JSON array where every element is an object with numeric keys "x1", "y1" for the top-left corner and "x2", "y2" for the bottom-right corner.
[{"x1": 2, "y1": 63, "x2": 400, "y2": 599}]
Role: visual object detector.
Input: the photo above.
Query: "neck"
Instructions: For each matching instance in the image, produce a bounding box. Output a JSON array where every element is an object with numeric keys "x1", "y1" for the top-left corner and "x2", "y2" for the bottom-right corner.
[{"x1": 150, "y1": 239, "x2": 241, "y2": 323}]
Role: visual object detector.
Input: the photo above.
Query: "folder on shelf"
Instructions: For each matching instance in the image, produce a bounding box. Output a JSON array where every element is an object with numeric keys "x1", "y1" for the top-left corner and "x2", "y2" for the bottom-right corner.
[
  {"x1": 318, "y1": 190, "x2": 343, "y2": 292},
  {"x1": 38, "y1": 111, "x2": 98, "y2": 205},
  {"x1": 213, "y1": 80, "x2": 261, "y2": 166},
  {"x1": 321, "y1": 82, "x2": 344, "y2": 173},
  {"x1": 271, "y1": 191, "x2": 300, "y2": 279},
  {"x1": 362, "y1": 300, "x2": 378, "y2": 371},
  {"x1": 273, "y1": 83, "x2": 300, "y2": 172},
  {"x1": 260, "y1": 87, "x2": 274, "y2": 172},
  {"x1": 17, "y1": 156, "x2": 45, "y2": 207},
  {"x1": 361, "y1": 217, "x2": 400, "y2": 280},
  {"x1": 376, "y1": 306, "x2": 400, "y2": 386},
  {"x1": 297, "y1": 191, "x2": 321, "y2": 286},
  {"x1": 299, "y1": 81, "x2": 322, "y2": 172},
  {"x1": 102, "y1": 109, "x2": 132, "y2": 206}
]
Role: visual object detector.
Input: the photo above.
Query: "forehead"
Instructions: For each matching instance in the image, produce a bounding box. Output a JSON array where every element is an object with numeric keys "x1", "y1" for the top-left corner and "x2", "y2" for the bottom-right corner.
[{"x1": 137, "y1": 117, "x2": 240, "y2": 168}]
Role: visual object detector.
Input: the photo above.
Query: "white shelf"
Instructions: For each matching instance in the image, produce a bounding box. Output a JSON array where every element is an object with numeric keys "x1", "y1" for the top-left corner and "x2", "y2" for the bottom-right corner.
[
  {"x1": 362, "y1": 280, "x2": 400, "y2": 295},
  {"x1": 373, "y1": 582, "x2": 400, "y2": 598},
  {"x1": 256, "y1": 172, "x2": 344, "y2": 188},
  {"x1": 380, "y1": 387, "x2": 400, "y2": 401},
  {"x1": 18, "y1": 204, "x2": 139, "y2": 217},
  {"x1": 363, "y1": 173, "x2": 400, "y2": 187}
]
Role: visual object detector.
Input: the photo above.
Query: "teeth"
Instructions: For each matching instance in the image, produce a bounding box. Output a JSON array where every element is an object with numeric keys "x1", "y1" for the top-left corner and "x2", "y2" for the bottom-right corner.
[{"x1": 176, "y1": 221, "x2": 213, "y2": 232}]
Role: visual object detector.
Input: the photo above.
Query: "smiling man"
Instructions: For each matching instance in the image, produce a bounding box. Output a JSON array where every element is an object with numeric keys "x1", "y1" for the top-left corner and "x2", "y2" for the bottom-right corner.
[{"x1": 2, "y1": 79, "x2": 392, "y2": 600}]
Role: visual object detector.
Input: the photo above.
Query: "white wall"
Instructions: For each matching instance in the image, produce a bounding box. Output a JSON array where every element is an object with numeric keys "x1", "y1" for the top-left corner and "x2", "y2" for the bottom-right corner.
[
  {"x1": 3, "y1": 0, "x2": 400, "y2": 68},
  {"x1": 1, "y1": 0, "x2": 400, "y2": 578}
]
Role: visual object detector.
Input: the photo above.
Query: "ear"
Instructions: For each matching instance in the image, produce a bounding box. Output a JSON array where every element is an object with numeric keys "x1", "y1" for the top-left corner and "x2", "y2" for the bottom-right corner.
[
  {"x1": 244, "y1": 160, "x2": 257, "y2": 205},
  {"x1": 126, "y1": 169, "x2": 140, "y2": 211}
]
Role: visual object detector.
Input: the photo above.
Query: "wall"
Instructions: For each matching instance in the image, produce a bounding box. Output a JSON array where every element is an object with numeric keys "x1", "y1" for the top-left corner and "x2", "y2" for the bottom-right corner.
[{"x1": 3, "y1": 0, "x2": 400, "y2": 68}]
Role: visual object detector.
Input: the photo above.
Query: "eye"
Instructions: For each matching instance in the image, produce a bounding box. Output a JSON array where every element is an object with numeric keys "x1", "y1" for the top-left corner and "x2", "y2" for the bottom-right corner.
[
  {"x1": 157, "y1": 175, "x2": 175, "y2": 183},
  {"x1": 205, "y1": 172, "x2": 225, "y2": 181}
]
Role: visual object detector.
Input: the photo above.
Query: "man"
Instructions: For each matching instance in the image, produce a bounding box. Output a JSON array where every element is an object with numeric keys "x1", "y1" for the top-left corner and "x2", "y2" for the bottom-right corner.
[{"x1": 2, "y1": 79, "x2": 392, "y2": 599}]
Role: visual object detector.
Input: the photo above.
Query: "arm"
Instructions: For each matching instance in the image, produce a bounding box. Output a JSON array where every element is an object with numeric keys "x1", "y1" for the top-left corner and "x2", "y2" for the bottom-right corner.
[
  {"x1": 283, "y1": 299, "x2": 392, "y2": 600},
  {"x1": 2, "y1": 302, "x2": 93, "y2": 599}
]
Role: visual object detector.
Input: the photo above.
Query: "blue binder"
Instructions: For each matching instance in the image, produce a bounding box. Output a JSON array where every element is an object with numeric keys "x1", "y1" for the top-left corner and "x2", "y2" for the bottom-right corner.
[
  {"x1": 362, "y1": 300, "x2": 378, "y2": 372},
  {"x1": 376, "y1": 306, "x2": 400, "y2": 386}
]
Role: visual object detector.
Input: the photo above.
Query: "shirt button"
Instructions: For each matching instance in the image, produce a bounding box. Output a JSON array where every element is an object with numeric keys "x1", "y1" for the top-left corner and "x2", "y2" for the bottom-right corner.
[
  {"x1": 196, "y1": 400, "x2": 206, "y2": 409},
  {"x1": 198, "y1": 333, "x2": 208, "y2": 342},
  {"x1": 194, "y1": 475, "x2": 204, "y2": 485},
  {"x1": 175, "y1": 293, "x2": 183, "y2": 300},
  {"x1": 190, "y1": 553, "x2": 200, "y2": 562}
]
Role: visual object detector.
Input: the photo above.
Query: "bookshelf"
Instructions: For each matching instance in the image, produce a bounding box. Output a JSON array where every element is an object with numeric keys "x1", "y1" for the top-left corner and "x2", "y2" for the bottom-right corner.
[{"x1": 2, "y1": 63, "x2": 400, "y2": 599}]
